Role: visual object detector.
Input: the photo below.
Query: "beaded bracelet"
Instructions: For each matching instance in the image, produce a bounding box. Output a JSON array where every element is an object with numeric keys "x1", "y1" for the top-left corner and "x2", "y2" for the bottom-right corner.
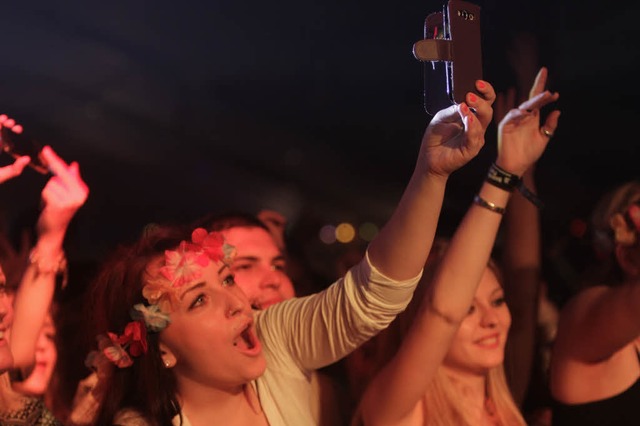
[{"x1": 28, "y1": 248, "x2": 69, "y2": 289}]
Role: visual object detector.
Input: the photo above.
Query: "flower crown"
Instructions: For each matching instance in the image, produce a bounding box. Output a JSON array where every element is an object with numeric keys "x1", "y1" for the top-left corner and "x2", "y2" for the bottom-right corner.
[
  {"x1": 610, "y1": 201, "x2": 640, "y2": 247},
  {"x1": 86, "y1": 228, "x2": 235, "y2": 370}
]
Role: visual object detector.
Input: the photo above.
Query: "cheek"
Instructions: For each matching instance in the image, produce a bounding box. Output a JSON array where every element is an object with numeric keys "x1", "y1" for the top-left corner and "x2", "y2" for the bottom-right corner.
[
  {"x1": 235, "y1": 273, "x2": 261, "y2": 295},
  {"x1": 449, "y1": 319, "x2": 475, "y2": 353},
  {"x1": 162, "y1": 316, "x2": 228, "y2": 357},
  {"x1": 47, "y1": 345, "x2": 58, "y2": 364},
  {"x1": 281, "y1": 279, "x2": 296, "y2": 298},
  {"x1": 500, "y1": 307, "x2": 512, "y2": 330}
]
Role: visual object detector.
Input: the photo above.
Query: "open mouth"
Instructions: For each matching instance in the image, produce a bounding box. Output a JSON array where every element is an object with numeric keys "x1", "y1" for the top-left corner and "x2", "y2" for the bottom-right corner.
[{"x1": 233, "y1": 322, "x2": 260, "y2": 354}]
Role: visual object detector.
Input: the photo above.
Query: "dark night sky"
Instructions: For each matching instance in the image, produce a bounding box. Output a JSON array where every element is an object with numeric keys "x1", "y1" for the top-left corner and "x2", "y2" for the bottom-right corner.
[{"x1": 0, "y1": 0, "x2": 638, "y2": 296}]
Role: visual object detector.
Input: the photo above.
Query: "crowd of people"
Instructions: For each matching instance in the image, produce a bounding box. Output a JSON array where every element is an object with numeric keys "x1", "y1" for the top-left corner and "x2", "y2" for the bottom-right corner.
[{"x1": 0, "y1": 33, "x2": 637, "y2": 426}]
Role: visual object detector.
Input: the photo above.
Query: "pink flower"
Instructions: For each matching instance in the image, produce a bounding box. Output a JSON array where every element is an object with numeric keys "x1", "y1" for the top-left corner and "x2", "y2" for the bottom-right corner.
[
  {"x1": 99, "y1": 333, "x2": 133, "y2": 368},
  {"x1": 119, "y1": 321, "x2": 148, "y2": 357},
  {"x1": 192, "y1": 228, "x2": 226, "y2": 262},
  {"x1": 160, "y1": 241, "x2": 210, "y2": 287},
  {"x1": 142, "y1": 278, "x2": 180, "y2": 312}
]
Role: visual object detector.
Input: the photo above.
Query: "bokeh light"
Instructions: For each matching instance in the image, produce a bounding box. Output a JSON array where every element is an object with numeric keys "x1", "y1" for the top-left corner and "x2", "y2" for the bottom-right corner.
[
  {"x1": 319, "y1": 224, "x2": 337, "y2": 244},
  {"x1": 359, "y1": 222, "x2": 378, "y2": 241},
  {"x1": 336, "y1": 222, "x2": 356, "y2": 243}
]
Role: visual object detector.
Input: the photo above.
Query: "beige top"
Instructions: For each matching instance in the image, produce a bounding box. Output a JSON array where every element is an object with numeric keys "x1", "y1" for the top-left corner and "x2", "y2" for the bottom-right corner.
[{"x1": 119, "y1": 253, "x2": 421, "y2": 426}]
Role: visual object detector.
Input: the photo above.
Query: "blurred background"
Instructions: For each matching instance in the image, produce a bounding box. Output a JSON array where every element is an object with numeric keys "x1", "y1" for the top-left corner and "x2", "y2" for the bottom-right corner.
[{"x1": 0, "y1": 0, "x2": 638, "y2": 302}]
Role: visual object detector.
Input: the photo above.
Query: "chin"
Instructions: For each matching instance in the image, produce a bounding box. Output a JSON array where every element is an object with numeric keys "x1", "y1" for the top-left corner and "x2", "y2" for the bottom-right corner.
[
  {"x1": 248, "y1": 357, "x2": 267, "y2": 379},
  {"x1": 0, "y1": 351, "x2": 13, "y2": 374}
]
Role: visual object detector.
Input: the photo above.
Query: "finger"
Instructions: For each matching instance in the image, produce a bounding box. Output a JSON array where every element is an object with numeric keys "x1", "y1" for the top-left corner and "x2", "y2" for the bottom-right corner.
[
  {"x1": 69, "y1": 161, "x2": 81, "y2": 177},
  {"x1": 519, "y1": 90, "x2": 559, "y2": 112},
  {"x1": 13, "y1": 155, "x2": 31, "y2": 171},
  {"x1": 11, "y1": 124, "x2": 23, "y2": 134},
  {"x1": 541, "y1": 110, "x2": 561, "y2": 136},
  {"x1": 467, "y1": 92, "x2": 493, "y2": 129},
  {"x1": 475, "y1": 80, "x2": 496, "y2": 105},
  {"x1": 0, "y1": 115, "x2": 7, "y2": 124},
  {"x1": 459, "y1": 103, "x2": 479, "y2": 134},
  {"x1": 432, "y1": 103, "x2": 465, "y2": 126},
  {"x1": 529, "y1": 67, "x2": 547, "y2": 99},
  {"x1": 3, "y1": 118, "x2": 15, "y2": 129},
  {"x1": 40, "y1": 145, "x2": 73, "y2": 182},
  {"x1": 0, "y1": 156, "x2": 30, "y2": 184}
]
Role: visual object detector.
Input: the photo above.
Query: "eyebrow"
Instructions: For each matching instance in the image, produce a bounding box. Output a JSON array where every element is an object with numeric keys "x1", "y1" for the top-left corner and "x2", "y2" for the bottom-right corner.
[
  {"x1": 180, "y1": 282, "x2": 206, "y2": 301},
  {"x1": 490, "y1": 287, "x2": 505, "y2": 296},
  {"x1": 233, "y1": 254, "x2": 286, "y2": 263}
]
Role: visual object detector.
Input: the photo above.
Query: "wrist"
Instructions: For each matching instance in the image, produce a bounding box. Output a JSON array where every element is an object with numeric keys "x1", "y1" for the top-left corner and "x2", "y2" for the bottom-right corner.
[
  {"x1": 485, "y1": 162, "x2": 543, "y2": 209},
  {"x1": 28, "y1": 245, "x2": 69, "y2": 288}
]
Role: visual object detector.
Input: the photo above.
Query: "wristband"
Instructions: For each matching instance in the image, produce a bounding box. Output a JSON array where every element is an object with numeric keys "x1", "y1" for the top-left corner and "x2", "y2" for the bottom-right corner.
[
  {"x1": 486, "y1": 162, "x2": 544, "y2": 209},
  {"x1": 486, "y1": 163, "x2": 520, "y2": 191}
]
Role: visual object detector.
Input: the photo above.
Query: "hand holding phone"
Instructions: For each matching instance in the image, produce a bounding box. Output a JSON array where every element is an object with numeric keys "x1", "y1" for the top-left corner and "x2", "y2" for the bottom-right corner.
[{"x1": 0, "y1": 116, "x2": 49, "y2": 174}]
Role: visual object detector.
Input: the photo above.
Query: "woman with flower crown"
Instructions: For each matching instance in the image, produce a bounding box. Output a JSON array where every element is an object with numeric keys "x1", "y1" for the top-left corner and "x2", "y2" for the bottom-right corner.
[
  {"x1": 549, "y1": 180, "x2": 640, "y2": 426},
  {"x1": 82, "y1": 80, "x2": 496, "y2": 426}
]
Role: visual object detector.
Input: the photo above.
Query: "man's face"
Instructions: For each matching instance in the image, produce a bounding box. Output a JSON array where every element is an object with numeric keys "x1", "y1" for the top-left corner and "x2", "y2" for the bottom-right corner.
[{"x1": 221, "y1": 227, "x2": 295, "y2": 309}]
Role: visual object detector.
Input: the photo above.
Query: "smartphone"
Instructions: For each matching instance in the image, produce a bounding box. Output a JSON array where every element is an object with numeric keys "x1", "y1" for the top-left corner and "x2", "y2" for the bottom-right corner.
[
  {"x1": 419, "y1": 1, "x2": 482, "y2": 114},
  {"x1": 0, "y1": 126, "x2": 49, "y2": 174},
  {"x1": 446, "y1": 1, "x2": 482, "y2": 104}
]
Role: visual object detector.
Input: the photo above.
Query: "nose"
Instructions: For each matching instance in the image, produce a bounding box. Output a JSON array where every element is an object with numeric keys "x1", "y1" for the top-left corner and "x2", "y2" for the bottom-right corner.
[
  {"x1": 259, "y1": 267, "x2": 283, "y2": 290},
  {"x1": 479, "y1": 305, "x2": 498, "y2": 328},
  {"x1": 226, "y1": 288, "x2": 248, "y2": 318}
]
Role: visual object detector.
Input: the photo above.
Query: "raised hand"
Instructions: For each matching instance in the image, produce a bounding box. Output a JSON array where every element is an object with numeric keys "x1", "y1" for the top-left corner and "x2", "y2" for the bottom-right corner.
[
  {"x1": 0, "y1": 115, "x2": 30, "y2": 184},
  {"x1": 497, "y1": 67, "x2": 560, "y2": 176},
  {"x1": 36, "y1": 146, "x2": 89, "y2": 240},
  {"x1": 418, "y1": 80, "x2": 495, "y2": 178}
]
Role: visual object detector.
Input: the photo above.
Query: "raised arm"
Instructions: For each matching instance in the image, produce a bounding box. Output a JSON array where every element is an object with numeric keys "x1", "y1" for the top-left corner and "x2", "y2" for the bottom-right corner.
[
  {"x1": 359, "y1": 75, "x2": 560, "y2": 426},
  {"x1": 10, "y1": 146, "x2": 88, "y2": 370},
  {"x1": 368, "y1": 81, "x2": 495, "y2": 281},
  {"x1": 501, "y1": 67, "x2": 551, "y2": 405}
]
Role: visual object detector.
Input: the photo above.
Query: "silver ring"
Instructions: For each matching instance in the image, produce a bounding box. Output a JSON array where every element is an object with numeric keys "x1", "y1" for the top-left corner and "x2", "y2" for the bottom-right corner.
[{"x1": 541, "y1": 127, "x2": 553, "y2": 138}]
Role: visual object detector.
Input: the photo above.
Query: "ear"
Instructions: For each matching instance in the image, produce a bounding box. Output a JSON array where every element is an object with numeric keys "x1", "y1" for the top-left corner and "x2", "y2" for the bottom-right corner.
[
  {"x1": 159, "y1": 342, "x2": 177, "y2": 369},
  {"x1": 610, "y1": 213, "x2": 636, "y2": 246},
  {"x1": 615, "y1": 244, "x2": 640, "y2": 278}
]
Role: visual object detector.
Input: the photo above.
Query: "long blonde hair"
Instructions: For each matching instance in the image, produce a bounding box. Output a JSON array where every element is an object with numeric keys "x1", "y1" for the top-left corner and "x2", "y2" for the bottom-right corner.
[
  {"x1": 369, "y1": 239, "x2": 526, "y2": 425},
  {"x1": 421, "y1": 365, "x2": 525, "y2": 425}
]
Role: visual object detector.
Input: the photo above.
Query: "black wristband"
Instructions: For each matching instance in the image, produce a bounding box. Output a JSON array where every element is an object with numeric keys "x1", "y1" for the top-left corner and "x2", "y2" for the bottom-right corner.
[
  {"x1": 486, "y1": 162, "x2": 544, "y2": 209},
  {"x1": 517, "y1": 182, "x2": 544, "y2": 209},
  {"x1": 486, "y1": 163, "x2": 520, "y2": 191}
]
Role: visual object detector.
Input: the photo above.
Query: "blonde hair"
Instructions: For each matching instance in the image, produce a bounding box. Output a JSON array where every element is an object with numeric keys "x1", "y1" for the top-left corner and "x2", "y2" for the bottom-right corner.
[
  {"x1": 421, "y1": 365, "x2": 525, "y2": 425},
  {"x1": 591, "y1": 180, "x2": 640, "y2": 254},
  {"x1": 365, "y1": 238, "x2": 526, "y2": 425},
  {"x1": 586, "y1": 181, "x2": 640, "y2": 286}
]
